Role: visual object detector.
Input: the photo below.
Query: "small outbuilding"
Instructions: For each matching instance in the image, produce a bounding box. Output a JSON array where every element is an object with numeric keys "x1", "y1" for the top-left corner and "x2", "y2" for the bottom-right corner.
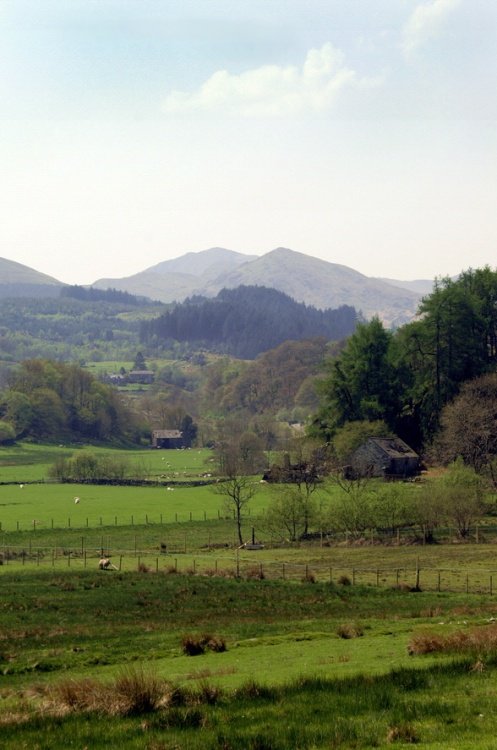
[
  {"x1": 151, "y1": 429, "x2": 184, "y2": 449},
  {"x1": 345, "y1": 436, "x2": 420, "y2": 480}
]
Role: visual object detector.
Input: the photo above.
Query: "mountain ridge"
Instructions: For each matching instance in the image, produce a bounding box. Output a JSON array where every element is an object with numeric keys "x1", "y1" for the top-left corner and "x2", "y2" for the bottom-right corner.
[{"x1": 1, "y1": 249, "x2": 433, "y2": 326}]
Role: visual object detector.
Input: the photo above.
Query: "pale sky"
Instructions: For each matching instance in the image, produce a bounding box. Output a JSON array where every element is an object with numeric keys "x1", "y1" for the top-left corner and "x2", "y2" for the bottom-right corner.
[{"x1": 0, "y1": 0, "x2": 495, "y2": 285}]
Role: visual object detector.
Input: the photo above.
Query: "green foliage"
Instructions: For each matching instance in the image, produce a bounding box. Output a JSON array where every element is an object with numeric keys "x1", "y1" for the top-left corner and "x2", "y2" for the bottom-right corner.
[
  {"x1": 0, "y1": 419, "x2": 15, "y2": 444},
  {"x1": 2, "y1": 359, "x2": 139, "y2": 442},
  {"x1": 312, "y1": 318, "x2": 400, "y2": 441},
  {"x1": 49, "y1": 450, "x2": 130, "y2": 482},
  {"x1": 264, "y1": 487, "x2": 319, "y2": 542}
]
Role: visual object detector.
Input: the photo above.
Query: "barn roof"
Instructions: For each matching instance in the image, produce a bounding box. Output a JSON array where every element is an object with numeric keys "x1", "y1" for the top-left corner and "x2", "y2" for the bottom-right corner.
[
  {"x1": 367, "y1": 436, "x2": 419, "y2": 459},
  {"x1": 152, "y1": 429, "x2": 183, "y2": 439}
]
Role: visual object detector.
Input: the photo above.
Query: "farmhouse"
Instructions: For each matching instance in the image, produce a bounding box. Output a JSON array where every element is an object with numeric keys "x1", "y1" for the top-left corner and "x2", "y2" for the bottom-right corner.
[
  {"x1": 345, "y1": 436, "x2": 420, "y2": 479},
  {"x1": 151, "y1": 429, "x2": 184, "y2": 449}
]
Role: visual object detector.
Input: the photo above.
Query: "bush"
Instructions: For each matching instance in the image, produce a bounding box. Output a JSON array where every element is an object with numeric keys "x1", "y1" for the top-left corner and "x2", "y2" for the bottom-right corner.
[
  {"x1": 338, "y1": 574, "x2": 352, "y2": 586},
  {"x1": 181, "y1": 633, "x2": 227, "y2": 656},
  {"x1": 337, "y1": 622, "x2": 364, "y2": 639}
]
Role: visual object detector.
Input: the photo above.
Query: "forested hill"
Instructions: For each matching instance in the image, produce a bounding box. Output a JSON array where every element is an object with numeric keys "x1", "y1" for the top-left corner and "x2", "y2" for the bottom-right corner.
[{"x1": 140, "y1": 285, "x2": 359, "y2": 358}]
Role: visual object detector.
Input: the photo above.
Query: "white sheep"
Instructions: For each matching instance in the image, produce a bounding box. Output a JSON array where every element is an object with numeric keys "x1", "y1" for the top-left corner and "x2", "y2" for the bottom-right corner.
[
  {"x1": 74, "y1": 497, "x2": 80, "y2": 504},
  {"x1": 98, "y1": 558, "x2": 117, "y2": 571}
]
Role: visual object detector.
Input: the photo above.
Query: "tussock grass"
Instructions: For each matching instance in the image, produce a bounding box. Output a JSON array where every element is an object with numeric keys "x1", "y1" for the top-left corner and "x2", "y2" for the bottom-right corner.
[
  {"x1": 408, "y1": 623, "x2": 497, "y2": 658},
  {"x1": 336, "y1": 622, "x2": 364, "y2": 639},
  {"x1": 181, "y1": 633, "x2": 227, "y2": 656}
]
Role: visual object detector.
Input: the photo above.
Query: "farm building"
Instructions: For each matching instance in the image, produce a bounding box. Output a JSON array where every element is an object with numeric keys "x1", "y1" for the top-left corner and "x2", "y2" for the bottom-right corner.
[
  {"x1": 345, "y1": 436, "x2": 420, "y2": 479},
  {"x1": 151, "y1": 429, "x2": 184, "y2": 449},
  {"x1": 127, "y1": 370, "x2": 155, "y2": 384}
]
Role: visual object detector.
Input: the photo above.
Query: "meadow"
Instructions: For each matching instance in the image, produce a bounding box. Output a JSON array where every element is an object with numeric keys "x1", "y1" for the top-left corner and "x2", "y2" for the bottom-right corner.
[{"x1": 3, "y1": 443, "x2": 497, "y2": 748}]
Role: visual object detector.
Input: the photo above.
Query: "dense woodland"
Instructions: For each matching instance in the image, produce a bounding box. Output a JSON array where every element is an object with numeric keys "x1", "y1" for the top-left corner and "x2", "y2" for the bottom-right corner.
[
  {"x1": 1, "y1": 268, "x2": 497, "y2": 476},
  {"x1": 140, "y1": 285, "x2": 359, "y2": 358}
]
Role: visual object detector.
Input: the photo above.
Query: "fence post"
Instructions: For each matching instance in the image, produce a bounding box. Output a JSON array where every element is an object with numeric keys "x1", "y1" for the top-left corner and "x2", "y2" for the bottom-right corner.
[
  {"x1": 376, "y1": 569, "x2": 380, "y2": 587},
  {"x1": 415, "y1": 559, "x2": 420, "y2": 590},
  {"x1": 282, "y1": 563, "x2": 285, "y2": 580},
  {"x1": 396, "y1": 569, "x2": 400, "y2": 586},
  {"x1": 352, "y1": 568, "x2": 356, "y2": 585},
  {"x1": 68, "y1": 517, "x2": 71, "y2": 529},
  {"x1": 156, "y1": 557, "x2": 159, "y2": 573},
  {"x1": 491, "y1": 575, "x2": 493, "y2": 595},
  {"x1": 119, "y1": 555, "x2": 122, "y2": 571},
  {"x1": 236, "y1": 549, "x2": 240, "y2": 578},
  {"x1": 437, "y1": 571, "x2": 441, "y2": 592},
  {"x1": 466, "y1": 574, "x2": 469, "y2": 594},
  {"x1": 329, "y1": 567, "x2": 332, "y2": 583}
]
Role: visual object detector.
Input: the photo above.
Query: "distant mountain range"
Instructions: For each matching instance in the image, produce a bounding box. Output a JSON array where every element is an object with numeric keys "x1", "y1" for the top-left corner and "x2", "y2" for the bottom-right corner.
[
  {"x1": 93, "y1": 247, "x2": 426, "y2": 326},
  {"x1": 0, "y1": 257, "x2": 63, "y2": 298},
  {"x1": 0, "y1": 248, "x2": 433, "y2": 326}
]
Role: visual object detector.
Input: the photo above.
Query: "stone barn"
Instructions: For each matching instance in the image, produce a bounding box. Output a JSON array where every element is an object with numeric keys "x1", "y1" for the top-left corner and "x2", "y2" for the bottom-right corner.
[
  {"x1": 345, "y1": 436, "x2": 420, "y2": 479},
  {"x1": 151, "y1": 429, "x2": 184, "y2": 449}
]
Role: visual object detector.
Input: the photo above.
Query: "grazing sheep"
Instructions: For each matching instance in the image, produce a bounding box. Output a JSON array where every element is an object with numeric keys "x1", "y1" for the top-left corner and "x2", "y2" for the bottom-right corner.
[
  {"x1": 98, "y1": 557, "x2": 117, "y2": 571},
  {"x1": 74, "y1": 497, "x2": 80, "y2": 504}
]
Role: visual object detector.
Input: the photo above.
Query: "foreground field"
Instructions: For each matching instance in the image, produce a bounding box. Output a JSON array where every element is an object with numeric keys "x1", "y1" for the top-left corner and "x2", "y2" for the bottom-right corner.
[
  {"x1": 1, "y1": 569, "x2": 497, "y2": 748},
  {"x1": 4, "y1": 443, "x2": 497, "y2": 747}
]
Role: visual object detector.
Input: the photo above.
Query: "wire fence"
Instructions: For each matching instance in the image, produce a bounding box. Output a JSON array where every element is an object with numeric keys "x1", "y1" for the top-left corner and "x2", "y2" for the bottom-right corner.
[{"x1": 2, "y1": 544, "x2": 497, "y2": 595}]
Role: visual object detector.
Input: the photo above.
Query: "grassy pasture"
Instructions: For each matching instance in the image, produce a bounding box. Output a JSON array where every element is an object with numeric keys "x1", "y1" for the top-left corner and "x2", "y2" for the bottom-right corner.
[
  {"x1": 2, "y1": 569, "x2": 497, "y2": 748},
  {"x1": 5, "y1": 444, "x2": 497, "y2": 747},
  {"x1": 0, "y1": 443, "x2": 215, "y2": 483}
]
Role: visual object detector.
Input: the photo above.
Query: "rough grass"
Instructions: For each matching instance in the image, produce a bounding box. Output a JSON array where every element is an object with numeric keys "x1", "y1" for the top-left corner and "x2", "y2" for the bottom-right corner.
[
  {"x1": 408, "y1": 622, "x2": 497, "y2": 658},
  {"x1": 3, "y1": 659, "x2": 497, "y2": 748}
]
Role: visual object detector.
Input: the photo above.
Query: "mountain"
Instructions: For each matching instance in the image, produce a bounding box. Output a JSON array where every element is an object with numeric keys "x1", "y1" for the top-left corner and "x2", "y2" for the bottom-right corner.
[
  {"x1": 199, "y1": 248, "x2": 421, "y2": 327},
  {"x1": 93, "y1": 247, "x2": 256, "y2": 302},
  {"x1": 376, "y1": 277, "x2": 434, "y2": 296},
  {"x1": 93, "y1": 247, "x2": 422, "y2": 327},
  {"x1": 0, "y1": 257, "x2": 63, "y2": 298}
]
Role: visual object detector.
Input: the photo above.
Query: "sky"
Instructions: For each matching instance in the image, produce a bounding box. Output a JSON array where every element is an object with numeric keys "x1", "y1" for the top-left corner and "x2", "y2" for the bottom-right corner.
[{"x1": 0, "y1": 0, "x2": 496, "y2": 285}]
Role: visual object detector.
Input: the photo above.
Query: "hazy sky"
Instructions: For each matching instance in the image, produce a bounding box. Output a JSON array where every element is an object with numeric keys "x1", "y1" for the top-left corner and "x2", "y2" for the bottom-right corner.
[{"x1": 1, "y1": 0, "x2": 495, "y2": 285}]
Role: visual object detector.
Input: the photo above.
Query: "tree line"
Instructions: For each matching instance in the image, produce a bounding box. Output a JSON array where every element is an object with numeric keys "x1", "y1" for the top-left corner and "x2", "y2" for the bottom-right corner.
[{"x1": 310, "y1": 267, "x2": 497, "y2": 459}]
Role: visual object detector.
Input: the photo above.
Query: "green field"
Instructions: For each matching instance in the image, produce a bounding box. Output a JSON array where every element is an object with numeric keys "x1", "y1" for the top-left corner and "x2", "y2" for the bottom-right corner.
[{"x1": 3, "y1": 443, "x2": 497, "y2": 748}]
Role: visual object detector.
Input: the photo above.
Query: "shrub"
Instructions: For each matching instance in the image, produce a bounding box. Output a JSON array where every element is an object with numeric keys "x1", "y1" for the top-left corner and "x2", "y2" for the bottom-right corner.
[
  {"x1": 182, "y1": 634, "x2": 206, "y2": 656},
  {"x1": 137, "y1": 562, "x2": 151, "y2": 573},
  {"x1": 337, "y1": 622, "x2": 364, "y2": 639},
  {"x1": 181, "y1": 634, "x2": 227, "y2": 656},
  {"x1": 338, "y1": 574, "x2": 351, "y2": 586}
]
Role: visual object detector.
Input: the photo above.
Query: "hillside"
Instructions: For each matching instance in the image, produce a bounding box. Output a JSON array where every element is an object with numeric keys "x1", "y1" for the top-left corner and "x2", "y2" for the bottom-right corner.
[
  {"x1": 94, "y1": 247, "x2": 422, "y2": 327},
  {"x1": 0, "y1": 257, "x2": 63, "y2": 298},
  {"x1": 93, "y1": 247, "x2": 256, "y2": 303},
  {"x1": 140, "y1": 285, "x2": 358, "y2": 359}
]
